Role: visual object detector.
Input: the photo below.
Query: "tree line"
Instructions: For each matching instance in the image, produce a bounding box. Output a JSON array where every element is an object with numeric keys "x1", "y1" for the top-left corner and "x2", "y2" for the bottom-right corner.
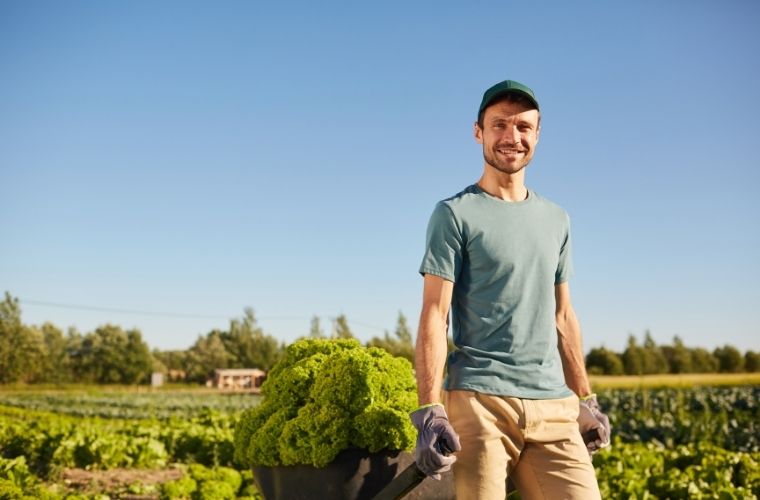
[
  {"x1": 2, "y1": 292, "x2": 757, "y2": 384},
  {"x1": 585, "y1": 331, "x2": 759, "y2": 375},
  {"x1": 0, "y1": 292, "x2": 414, "y2": 385}
]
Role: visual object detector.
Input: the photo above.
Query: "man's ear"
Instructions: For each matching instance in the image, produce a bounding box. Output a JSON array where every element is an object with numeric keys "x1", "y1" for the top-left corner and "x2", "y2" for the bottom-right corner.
[
  {"x1": 535, "y1": 123, "x2": 541, "y2": 145},
  {"x1": 474, "y1": 122, "x2": 483, "y2": 145}
]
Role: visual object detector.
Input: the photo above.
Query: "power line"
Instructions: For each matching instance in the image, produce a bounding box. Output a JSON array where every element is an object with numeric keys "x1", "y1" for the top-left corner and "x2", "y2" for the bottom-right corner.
[
  {"x1": 19, "y1": 298, "x2": 389, "y2": 332},
  {"x1": 20, "y1": 299, "x2": 231, "y2": 320}
]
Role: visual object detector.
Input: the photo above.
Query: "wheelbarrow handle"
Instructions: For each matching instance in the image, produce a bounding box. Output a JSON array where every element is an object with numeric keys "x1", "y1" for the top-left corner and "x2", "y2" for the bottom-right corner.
[
  {"x1": 371, "y1": 440, "x2": 453, "y2": 500},
  {"x1": 582, "y1": 427, "x2": 601, "y2": 444},
  {"x1": 371, "y1": 461, "x2": 427, "y2": 500}
]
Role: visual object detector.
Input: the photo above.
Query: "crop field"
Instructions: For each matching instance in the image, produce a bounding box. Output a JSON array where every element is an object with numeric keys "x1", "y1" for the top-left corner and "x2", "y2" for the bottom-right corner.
[
  {"x1": 0, "y1": 390, "x2": 260, "y2": 420},
  {"x1": 1, "y1": 383, "x2": 759, "y2": 499},
  {"x1": 594, "y1": 386, "x2": 759, "y2": 499},
  {"x1": 0, "y1": 389, "x2": 262, "y2": 499}
]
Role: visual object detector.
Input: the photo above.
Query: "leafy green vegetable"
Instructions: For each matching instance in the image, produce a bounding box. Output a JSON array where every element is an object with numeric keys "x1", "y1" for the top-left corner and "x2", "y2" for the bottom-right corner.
[
  {"x1": 160, "y1": 475, "x2": 197, "y2": 500},
  {"x1": 0, "y1": 456, "x2": 58, "y2": 499},
  {"x1": 599, "y1": 386, "x2": 760, "y2": 452},
  {"x1": 234, "y1": 338, "x2": 417, "y2": 467},
  {"x1": 595, "y1": 441, "x2": 760, "y2": 498},
  {"x1": 0, "y1": 392, "x2": 261, "y2": 420},
  {"x1": 0, "y1": 406, "x2": 238, "y2": 473}
]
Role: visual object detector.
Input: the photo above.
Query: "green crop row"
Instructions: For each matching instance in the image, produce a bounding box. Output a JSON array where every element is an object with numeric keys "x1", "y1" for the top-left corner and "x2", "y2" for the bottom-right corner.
[
  {"x1": 0, "y1": 392, "x2": 260, "y2": 420},
  {"x1": 0, "y1": 455, "x2": 262, "y2": 500},
  {"x1": 594, "y1": 440, "x2": 760, "y2": 499},
  {"x1": 0, "y1": 406, "x2": 238, "y2": 475},
  {"x1": 598, "y1": 386, "x2": 759, "y2": 452}
]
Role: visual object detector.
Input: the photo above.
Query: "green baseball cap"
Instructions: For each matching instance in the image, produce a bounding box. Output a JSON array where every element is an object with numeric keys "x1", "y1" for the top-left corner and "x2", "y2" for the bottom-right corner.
[{"x1": 478, "y1": 79, "x2": 539, "y2": 117}]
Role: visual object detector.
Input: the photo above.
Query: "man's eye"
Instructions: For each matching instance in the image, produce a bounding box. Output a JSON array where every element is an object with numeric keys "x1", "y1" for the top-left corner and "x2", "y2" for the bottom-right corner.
[{"x1": 493, "y1": 124, "x2": 505, "y2": 129}]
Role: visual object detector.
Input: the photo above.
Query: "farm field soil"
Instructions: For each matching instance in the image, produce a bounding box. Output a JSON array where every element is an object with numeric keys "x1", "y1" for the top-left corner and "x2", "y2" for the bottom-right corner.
[{"x1": 60, "y1": 467, "x2": 183, "y2": 498}]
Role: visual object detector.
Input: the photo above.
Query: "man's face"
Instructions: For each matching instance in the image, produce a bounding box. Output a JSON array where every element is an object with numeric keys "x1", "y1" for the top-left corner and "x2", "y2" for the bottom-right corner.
[{"x1": 475, "y1": 100, "x2": 541, "y2": 175}]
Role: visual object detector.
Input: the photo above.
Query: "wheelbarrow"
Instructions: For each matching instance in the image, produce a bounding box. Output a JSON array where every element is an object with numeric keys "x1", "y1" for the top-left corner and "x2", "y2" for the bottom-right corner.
[{"x1": 253, "y1": 429, "x2": 600, "y2": 500}]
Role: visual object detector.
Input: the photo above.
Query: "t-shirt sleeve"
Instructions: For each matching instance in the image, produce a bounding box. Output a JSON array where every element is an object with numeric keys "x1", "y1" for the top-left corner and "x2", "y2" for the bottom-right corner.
[
  {"x1": 555, "y1": 212, "x2": 574, "y2": 284},
  {"x1": 419, "y1": 202, "x2": 463, "y2": 282}
]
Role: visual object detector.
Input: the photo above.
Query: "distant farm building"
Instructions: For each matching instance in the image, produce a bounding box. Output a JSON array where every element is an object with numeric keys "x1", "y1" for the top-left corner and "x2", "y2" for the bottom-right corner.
[
  {"x1": 167, "y1": 369, "x2": 187, "y2": 382},
  {"x1": 210, "y1": 368, "x2": 266, "y2": 391}
]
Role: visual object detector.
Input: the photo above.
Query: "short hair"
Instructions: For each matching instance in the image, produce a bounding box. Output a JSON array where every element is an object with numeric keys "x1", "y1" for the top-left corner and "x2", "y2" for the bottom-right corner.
[{"x1": 477, "y1": 92, "x2": 540, "y2": 129}]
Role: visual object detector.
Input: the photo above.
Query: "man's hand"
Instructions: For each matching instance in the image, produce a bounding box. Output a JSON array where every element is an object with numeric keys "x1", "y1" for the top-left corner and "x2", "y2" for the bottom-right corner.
[
  {"x1": 578, "y1": 394, "x2": 611, "y2": 454},
  {"x1": 410, "y1": 404, "x2": 461, "y2": 480}
]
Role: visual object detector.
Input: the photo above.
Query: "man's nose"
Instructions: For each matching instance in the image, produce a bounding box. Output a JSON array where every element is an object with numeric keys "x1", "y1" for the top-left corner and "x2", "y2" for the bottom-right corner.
[{"x1": 503, "y1": 125, "x2": 519, "y2": 143}]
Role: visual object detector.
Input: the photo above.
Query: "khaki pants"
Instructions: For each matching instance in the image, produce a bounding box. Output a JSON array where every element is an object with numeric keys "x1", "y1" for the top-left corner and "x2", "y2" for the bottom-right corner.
[{"x1": 443, "y1": 390, "x2": 601, "y2": 500}]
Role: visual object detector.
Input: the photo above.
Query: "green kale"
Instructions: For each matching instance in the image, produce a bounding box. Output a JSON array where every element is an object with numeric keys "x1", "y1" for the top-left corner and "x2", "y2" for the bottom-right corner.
[{"x1": 234, "y1": 338, "x2": 417, "y2": 467}]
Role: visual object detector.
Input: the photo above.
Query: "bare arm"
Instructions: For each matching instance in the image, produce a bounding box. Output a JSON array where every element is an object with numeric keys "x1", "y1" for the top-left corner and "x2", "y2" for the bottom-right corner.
[
  {"x1": 555, "y1": 281, "x2": 593, "y2": 397},
  {"x1": 415, "y1": 274, "x2": 454, "y2": 406}
]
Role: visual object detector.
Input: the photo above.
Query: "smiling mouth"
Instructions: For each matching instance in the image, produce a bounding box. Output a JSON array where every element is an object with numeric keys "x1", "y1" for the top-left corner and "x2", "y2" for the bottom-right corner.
[{"x1": 497, "y1": 148, "x2": 524, "y2": 155}]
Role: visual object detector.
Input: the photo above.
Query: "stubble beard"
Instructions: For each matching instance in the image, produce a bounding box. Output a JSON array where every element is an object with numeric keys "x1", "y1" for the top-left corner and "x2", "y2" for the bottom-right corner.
[{"x1": 482, "y1": 147, "x2": 531, "y2": 176}]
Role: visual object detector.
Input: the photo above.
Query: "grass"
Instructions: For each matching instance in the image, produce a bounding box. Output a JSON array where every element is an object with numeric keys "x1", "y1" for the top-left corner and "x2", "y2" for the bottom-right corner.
[{"x1": 590, "y1": 372, "x2": 760, "y2": 389}]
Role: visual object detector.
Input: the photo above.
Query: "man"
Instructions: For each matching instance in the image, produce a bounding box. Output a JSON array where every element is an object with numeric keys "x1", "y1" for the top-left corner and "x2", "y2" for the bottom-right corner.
[{"x1": 410, "y1": 80, "x2": 611, "y2": 500}]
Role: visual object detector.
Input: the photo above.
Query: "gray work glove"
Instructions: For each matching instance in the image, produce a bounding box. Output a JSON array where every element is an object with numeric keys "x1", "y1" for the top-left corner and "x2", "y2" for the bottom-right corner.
[
  {"x1": 410, "y1": 404, "x2": 461, "y2": 480},
  {"x1": 578, "y1": 394, "x2": 611, "y2": 454}
]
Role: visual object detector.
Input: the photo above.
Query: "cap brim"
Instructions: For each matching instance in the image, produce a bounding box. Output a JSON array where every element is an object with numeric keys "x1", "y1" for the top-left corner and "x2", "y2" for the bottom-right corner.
[{"x1": 480, "y1": 89, "x2": 539, "y2": 114}]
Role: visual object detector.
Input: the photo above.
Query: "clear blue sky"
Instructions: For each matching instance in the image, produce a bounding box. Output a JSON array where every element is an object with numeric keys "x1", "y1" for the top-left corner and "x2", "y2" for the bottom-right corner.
[{"x1": 2, "y1": 1, "x2": 758, "y2": 352}]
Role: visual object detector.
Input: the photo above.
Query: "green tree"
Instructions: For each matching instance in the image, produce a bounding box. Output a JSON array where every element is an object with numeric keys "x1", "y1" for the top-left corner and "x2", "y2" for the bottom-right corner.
[
  {"x1": 367, "y1": 311, "x2": 415, "y2": 363},
  {"x1": 63, "y1": 328, "x2": 87, "y2": 380},
  {"x1": 0, "y1": 292, "x2": 24, "y2": 382},
  {"x1": 153, "y1": 349, "x2": 187, "y2": 371},
  {"x1": 185, "y1": 330, "x2": 233, "y2": 383},
  {"x1": 744, "y1": 351, "x2": 760, "y2": 373},
  {"x1": 690, "y1": 347, "x2": 719, "y2": 373},
  {"x1": 71, "y1": 325, "x2": 153, "y2": 384},
  {"x1": 309, "y1": 316, "x2": 325, "y2": 338},
  {"x1": 0, "y1": 293, "x2": 23, "y2": 380},
  {"x1": 83, "y1": 325, "x2": 124, "y2": 383},
  {"x1": 39, "y1": 322, "x2": 70, "y2": 383},
  {"x1": 622, "y1": 335, "x2": 644, "y2": 375},
  {"x1": 121, "y1": 329, "x2": 154, "y2": 384},
  {"x1": 585, "y1": 347, "x2": 624, "y2": 375},
  {"x1": 661, "y1": 336, "x2": 693, "y2": 374},
  {"x1": 332, "y1": 314, "x2": 354, "y2": 339},
  {"x1": 152, "y1": 349, "x2": 188, "y2": 381},
  {"x1": 394, "y1": 312, "x2": 412, "y2": 345},
  {"x1": 641, "y1": 331, "x2": 669, "y2": 374},
  {"x1": 0, "y1": 293, "x2": 46, "y2": 383},
  {"x1": 222, "y1": 308, "x2": 282, "y2": 371},
  {"x1": 713, "y1": 345, "x2": 744, "y2": 373}
]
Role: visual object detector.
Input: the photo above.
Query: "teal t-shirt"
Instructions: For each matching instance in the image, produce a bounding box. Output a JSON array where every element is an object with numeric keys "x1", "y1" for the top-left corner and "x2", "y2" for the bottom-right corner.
[{"x1": 419, "y1": 184, "x2": 574, "y2": 399}]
